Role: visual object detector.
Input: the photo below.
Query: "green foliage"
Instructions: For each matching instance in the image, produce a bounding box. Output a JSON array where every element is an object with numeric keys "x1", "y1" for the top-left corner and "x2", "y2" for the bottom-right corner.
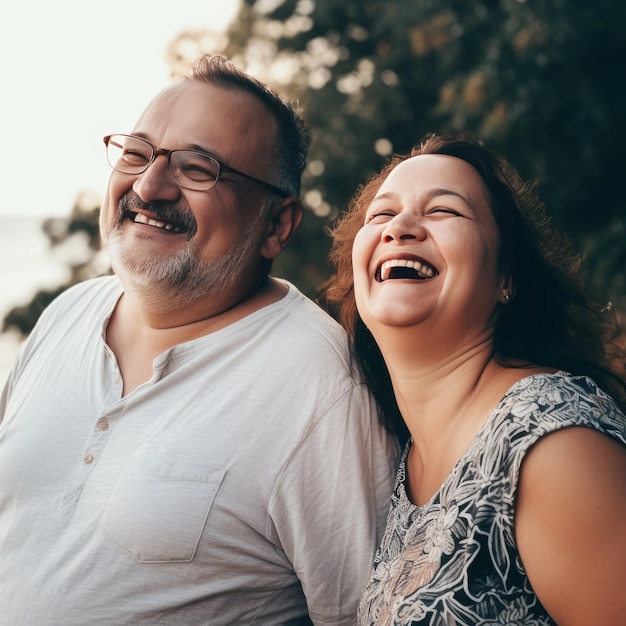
[
  {"x1": 5, "y1": 0, "x2": 625, "y2": 336},
  {"x1": 2, "y1": 198, "x2": 109, "y2": 337},
  {"x1": 212, "y1": 0, "x2": 626, "y2": 307},
  {"x1": 2, "y1": 286, "x2": 68, "y2": 337}
]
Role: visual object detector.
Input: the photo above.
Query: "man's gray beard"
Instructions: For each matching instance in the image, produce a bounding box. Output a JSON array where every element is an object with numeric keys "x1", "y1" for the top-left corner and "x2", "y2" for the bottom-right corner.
[{"x1": 106, "y1": 211, "x2": 269, "y2": 311}]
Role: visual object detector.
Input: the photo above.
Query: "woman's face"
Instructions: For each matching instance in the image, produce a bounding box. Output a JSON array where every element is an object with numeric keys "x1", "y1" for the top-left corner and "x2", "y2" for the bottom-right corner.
[{"x1": 352, "y1": 154, "x2": 507, "y2": 341}]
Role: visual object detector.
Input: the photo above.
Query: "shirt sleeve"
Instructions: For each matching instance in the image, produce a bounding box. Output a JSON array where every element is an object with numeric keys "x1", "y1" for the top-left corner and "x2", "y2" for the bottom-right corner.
[
  {"x1": 0, "y1": 371, "x2": 11, "y2": 425},
  {"x1": 267, "y1": 382, "x2": 399, "y2": 625}
]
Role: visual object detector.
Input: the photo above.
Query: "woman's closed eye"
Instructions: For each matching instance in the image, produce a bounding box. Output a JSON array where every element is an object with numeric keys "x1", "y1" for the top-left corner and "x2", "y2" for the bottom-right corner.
[
  {"x1": 364, "y1": 210, "x2": 397, "y2": 224},
  {"x1": 427, "y1": 206, "x2": 464, "y2": 217}
]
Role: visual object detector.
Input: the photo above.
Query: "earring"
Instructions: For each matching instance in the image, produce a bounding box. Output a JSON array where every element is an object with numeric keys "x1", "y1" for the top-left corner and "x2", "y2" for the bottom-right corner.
[{"x1": 501, "y1": 290, "x2": 510, "y2": 303}]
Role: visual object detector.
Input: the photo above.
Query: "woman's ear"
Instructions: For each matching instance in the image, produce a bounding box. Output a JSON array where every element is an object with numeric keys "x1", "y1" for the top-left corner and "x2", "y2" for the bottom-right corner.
[
  {"x1": 260, "y1": 198, "x2": 303, "y2": 260},
  {"x1": 499, "y1": 274, "x2": 517, "y2": 303}
]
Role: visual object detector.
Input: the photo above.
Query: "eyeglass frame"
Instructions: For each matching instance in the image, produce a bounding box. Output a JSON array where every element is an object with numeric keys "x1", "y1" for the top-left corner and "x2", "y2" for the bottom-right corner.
[{"x1": 103, "y1": 134, "x2": 291, "y2": 197}]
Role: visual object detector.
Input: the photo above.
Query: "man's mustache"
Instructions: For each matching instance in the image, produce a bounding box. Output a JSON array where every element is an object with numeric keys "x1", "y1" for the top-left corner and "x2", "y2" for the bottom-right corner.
[{"x1": 118, "y1": 193, "x2": 197, "y2": 237}]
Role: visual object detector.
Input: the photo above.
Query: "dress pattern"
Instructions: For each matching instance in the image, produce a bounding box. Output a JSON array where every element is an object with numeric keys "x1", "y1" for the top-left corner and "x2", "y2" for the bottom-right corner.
[{"x1": 358, "y1": 372, "x2": 626, "y2": 626}]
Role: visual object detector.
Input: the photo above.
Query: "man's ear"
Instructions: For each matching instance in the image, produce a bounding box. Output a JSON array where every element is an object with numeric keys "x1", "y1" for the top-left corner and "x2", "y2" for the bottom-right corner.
[{"x1": 260, "y1": 198, "x2": 303, "y2": 260}]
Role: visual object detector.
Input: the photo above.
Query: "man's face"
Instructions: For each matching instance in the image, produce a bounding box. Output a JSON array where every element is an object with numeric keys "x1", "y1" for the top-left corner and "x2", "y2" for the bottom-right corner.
[{"x1": 100, "y1": 80, "x2": 279, "y2": 308}]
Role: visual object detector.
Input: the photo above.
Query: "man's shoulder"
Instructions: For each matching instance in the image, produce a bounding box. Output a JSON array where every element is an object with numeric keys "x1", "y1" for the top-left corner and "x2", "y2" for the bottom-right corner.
[
  {"x1": 38, "y1": 275, "x2": 121, "y2": 324},
  {"x1": 280, "y1": 282, "x2": 346, "y2": 336},
  {"x1": 278, "y1": 283, "x2": 351, "y2": 352}
]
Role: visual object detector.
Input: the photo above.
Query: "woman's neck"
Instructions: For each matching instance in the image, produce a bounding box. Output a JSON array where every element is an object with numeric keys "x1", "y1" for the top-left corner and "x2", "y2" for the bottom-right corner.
[{"x1": 375, "y1": 325, "x2": 548, "y2": 505}]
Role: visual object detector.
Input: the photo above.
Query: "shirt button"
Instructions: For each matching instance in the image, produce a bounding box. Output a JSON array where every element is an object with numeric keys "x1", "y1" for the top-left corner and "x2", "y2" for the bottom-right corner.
[
  {"x1": 84, "y1": 453, "x2": 94, "y2": 464},
  {"x1": 113, "y1": 373, "x2": 121, "y2": 384},
  {"x1": 97, "y1": 419, "x2": 109, "y2": 431}
]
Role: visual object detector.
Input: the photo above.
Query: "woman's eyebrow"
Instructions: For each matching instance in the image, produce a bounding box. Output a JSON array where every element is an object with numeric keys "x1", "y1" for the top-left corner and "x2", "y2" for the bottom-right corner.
[
  {"x1": 426, "y1": 187, "x2": 471, "y2": 204},
  {"x1": 370, "y1": 191, "x2": 400, "y2": 204},
  {"x1": 372, "y1": 187, "x2": 473, "y2": 206}
]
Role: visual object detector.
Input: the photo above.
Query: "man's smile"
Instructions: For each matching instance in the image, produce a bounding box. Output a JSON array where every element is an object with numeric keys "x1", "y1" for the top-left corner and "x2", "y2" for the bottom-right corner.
[{"x1": 130, "y1": 211, "x2": 186, "y2": 233}]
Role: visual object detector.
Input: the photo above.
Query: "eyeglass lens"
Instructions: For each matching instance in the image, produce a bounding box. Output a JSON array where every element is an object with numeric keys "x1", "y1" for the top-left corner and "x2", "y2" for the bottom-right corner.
[{"x1": 105, "y1": 134, "x2": 221, "y2": 191}]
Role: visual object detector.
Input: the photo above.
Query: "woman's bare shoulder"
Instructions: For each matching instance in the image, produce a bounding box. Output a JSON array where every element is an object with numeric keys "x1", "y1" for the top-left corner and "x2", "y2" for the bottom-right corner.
[{"x1": 515, "y1": 426, "x2": 626, "y2": 625}]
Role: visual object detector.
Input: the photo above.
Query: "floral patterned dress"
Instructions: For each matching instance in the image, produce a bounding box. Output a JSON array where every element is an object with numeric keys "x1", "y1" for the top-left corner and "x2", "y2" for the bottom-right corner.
[{"x1": 358, "y1": 372, "x2": 626, "y2": 626}]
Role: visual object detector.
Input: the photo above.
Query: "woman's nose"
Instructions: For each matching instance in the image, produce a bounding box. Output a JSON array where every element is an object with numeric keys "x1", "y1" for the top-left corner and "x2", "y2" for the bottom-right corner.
[
  {"x1": 132, "y1": 155, "x2": 181, "y2": 203},
  {"x1": 381, "y1": 213, "x2": 427, "y2": 242}
]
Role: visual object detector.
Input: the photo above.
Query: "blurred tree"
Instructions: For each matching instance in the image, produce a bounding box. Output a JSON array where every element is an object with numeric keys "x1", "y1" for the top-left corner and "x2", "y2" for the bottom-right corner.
[
  {"x1": 2, "y1": 193, "x2": 109, "y2": 336},
  {"x1": 167, "y1": 0, "x2": 626, "y2": 311},
  {"x1": 5, "y1": 0, "x2": 625, "y2": 337}
]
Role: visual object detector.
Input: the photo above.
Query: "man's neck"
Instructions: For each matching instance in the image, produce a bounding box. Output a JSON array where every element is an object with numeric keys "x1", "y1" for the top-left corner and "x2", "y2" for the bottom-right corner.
[{"x1": 105, "y1": 276, "x2": 288, "y2": 395}]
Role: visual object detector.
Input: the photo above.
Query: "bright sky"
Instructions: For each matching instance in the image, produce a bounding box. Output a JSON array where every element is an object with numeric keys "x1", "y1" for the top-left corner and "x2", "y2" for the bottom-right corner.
[{"x1": 0, "y1": 0, "x2": 240, "y2": 218}]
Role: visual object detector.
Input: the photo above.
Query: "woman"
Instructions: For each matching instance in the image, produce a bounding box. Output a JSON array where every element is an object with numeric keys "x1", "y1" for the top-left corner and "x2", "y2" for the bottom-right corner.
[{"x1": 321, "y1": 134, "x2": 626, "y2": 625}]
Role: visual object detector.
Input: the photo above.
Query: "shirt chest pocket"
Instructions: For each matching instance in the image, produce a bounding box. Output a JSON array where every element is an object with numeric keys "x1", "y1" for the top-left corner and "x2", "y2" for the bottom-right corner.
[{"x1": 100, "y1": 441, "x2": 226, "y2": 563}]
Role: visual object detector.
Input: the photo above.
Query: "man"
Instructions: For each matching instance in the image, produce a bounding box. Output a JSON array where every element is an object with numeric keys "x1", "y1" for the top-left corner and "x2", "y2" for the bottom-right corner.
[{"x1": 0, "y1": 55, "x2": 398, "y2": 625}]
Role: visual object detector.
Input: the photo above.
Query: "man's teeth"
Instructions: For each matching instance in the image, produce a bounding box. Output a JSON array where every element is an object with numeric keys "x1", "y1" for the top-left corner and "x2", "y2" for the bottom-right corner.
[
  {"x1": 133, "y1": 213, "x2": 181, "y2": 232},
  {"x1": 380, "y1": 259, "x2": 436, "y2": 281}
]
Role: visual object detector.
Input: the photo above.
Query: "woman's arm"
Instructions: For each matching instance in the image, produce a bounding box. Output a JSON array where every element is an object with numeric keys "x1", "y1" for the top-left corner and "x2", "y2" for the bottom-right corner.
[{"x1": 515, "y1": 426, "x2": 626, "y2": 625}]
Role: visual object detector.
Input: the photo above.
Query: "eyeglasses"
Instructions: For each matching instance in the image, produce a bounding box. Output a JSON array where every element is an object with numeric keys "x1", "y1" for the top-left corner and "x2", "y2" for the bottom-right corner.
[{"x1": 103, "y1": 134, "x2": 289, "y2": 197}]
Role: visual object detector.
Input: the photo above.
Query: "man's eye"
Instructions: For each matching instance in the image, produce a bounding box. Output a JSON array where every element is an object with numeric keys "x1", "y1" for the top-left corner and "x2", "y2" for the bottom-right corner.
[
  {"x1": 178, "y1": 157, "x2": 219, "y2": 182},
  {"x1": 122, "y1": 150, "x2": 150, "y2": 165},
  {"x1": 180, "y1": 165, "x2": 214, "y2": 181}
]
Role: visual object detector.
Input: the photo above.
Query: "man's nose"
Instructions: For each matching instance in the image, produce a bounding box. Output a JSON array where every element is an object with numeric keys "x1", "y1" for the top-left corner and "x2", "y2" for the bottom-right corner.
[{"x1": 132, "y1": 155, "x2": 181, "y2": 203}]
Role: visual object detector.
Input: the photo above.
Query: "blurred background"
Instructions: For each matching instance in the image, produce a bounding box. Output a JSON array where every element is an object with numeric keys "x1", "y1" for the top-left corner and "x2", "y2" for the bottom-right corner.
[{"x1": 2, "y1": 0, "x2": 625, "y2": 386}]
